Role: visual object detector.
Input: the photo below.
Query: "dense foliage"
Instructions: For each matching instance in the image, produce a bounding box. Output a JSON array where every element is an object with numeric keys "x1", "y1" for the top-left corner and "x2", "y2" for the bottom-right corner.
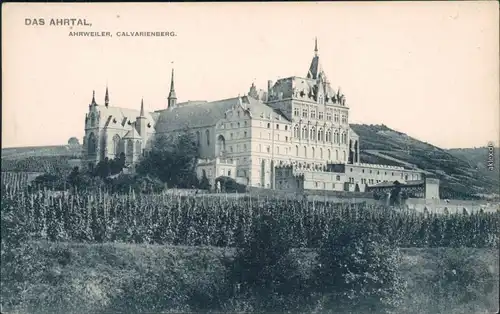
[
  {"x1": 1, "y1": 156, "x2": 79, "y2": 173},
  {"x1": 1, "y1": 184, "x2": 498, "y2": 248},
  {"x1": 136, "y1": 132, "x2": 201, "y2": 188}
]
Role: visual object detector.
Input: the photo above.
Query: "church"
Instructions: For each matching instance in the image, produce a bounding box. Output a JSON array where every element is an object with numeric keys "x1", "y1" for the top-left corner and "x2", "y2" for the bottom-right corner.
[{"x1": 83, "y1": 39, "x2": 430, "y2": 194}]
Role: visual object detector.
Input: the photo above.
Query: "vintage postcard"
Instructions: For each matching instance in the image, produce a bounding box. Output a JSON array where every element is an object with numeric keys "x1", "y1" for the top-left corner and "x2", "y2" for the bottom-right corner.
[{"x1": 2, "y1": 2, "x2": 499, "y2": 314}]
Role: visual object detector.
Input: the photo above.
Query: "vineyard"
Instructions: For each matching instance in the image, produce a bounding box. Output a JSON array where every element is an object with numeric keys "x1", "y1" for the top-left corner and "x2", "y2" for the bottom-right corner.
[{"x1": 2, "y1": 182, "x2": 499, "y2": 249}]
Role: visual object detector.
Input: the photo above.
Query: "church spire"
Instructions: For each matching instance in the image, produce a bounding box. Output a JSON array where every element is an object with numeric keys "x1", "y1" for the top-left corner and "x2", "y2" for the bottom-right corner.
[
  {"x1": 104, "y1": 85, "x2": 109, "y2": 107},
  {"x1": 140, "y1": 97, "x2": 145, "y2": 116},
  {"x1": 307, "y1": 37, "x2": 326, "y2": 81},
  {"x1": 314, "y1": 37, "x2": 318, "y2": 56},
  {"x1": 168, "y1": 67, "x2": 177, "y2": 108},
  {"x1": 91, "y1": 90, "x2": 96, "y2": 105}
]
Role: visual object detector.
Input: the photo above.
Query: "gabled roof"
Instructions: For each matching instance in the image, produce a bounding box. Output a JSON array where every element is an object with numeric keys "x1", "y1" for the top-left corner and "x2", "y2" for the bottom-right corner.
[
  {"x1": 154, "y1": 96, "x2": 289, "y2": 133},
  {"x1": 349, "y1": 127, "x2": 359, "y2": 139},
  {"x1": 123, "y1": 128, "x2": 141, "y2": 139},
  {"x1": 98, "y1": 105, "x2": 157, "y2": 130}
]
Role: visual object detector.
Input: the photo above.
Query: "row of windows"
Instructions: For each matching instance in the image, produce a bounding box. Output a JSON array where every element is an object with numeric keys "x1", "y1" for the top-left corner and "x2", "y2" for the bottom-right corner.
[
  {"x1": 348, "y1": 167, "x2": 419, "y2": 180},
  {"x1": 220, "y1": 120, "x2": 248, "y2": 129},
  {"x1": 293, "y1": 108, "x2": 348, "y2": 123},
  {"x1": 293, "y1": 126, "x2": 348, "y2": 144},
  {"x1": 263, "y1": 122, "x2": 289, "y2": 131},
  {"x1": 295, "y1": 146, "x2": 347, "y2": 160}
]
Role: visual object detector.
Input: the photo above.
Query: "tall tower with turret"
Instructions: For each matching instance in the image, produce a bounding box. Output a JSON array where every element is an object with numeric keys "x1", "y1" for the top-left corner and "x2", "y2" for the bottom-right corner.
[{"x1": 83, "y1": 90, "x2": 102, "y2": 168}]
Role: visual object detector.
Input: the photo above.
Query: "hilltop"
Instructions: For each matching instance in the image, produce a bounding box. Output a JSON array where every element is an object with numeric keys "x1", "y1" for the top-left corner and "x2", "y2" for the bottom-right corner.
[{"x1": 351, "y1": 124, "x2": 499, "y2": 199}]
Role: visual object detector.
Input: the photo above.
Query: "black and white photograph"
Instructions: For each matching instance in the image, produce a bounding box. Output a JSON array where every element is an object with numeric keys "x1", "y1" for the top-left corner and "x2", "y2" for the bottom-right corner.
[{"x1": 2, "y1": 2, "x2": 499, "y2": 313}]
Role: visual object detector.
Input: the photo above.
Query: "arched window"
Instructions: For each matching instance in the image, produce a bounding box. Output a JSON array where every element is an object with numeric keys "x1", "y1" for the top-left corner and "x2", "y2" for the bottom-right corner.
[
  {"x1": 343, "y1": 150, "x2": 346, "y2": 161},
  {"x1": 127, "y1": 139, "x2": 134, "y2": 156},
  {"x1": 90, "y1": 113, "x2": 96, "y2": 128},
  {"x1": 328, "y1": 149, "x2": 331, "y2": 159},
  {"x1": 217, "y1": 135, "x2": 226, "y2": 156},
  {"x1": 293, "y1": 125, "x2": 299, "y2": 138},
  {"x1": 87, "y1": 132, "x2": 97, "y2": 155},
  {"x1": 320, "y1": 148, "x2": 323, "y2": 159},
  {"x1": 341, "y1": 132, "x2": 346, "y2": 144},
  {"x1": 312, "y1": 147, "x2": 315, "y2": 158},
  {"x1": 310, "y1": 127, "x2": 316, "y2": 140},
  {"x1": 335, "y1": 149, "x2": 339, "y2": 160},
  {"x1": 295, "y1": 145, "x2": 299, "y2": 156},
  {"x1": 196, "y1": 131, "x2": 201, "y2": 147},
  {"x1": 302, "y1": 126, "x2": 308, "y2": 140},
  {"x1": 326, "y1": 130, "x2": 331, "y2": 142},
  {"x1": 335, "y1": 131, "x2": 340, "y2": 144},
  {"x1": 112, "y1": 134, "x2": 121, "y2": 155},
  {"x1": 318, "y1": 128, "x2": 324, "y2": 141},
  {"x1": 135, "y1": 140, "x2": 141, "y2": 154},
  {"x1": 206, "y1": 129, "x2": 210, "y2": 146},
  {"x1": 303, "y1": 146, "x2": 307, "y2": 158}
]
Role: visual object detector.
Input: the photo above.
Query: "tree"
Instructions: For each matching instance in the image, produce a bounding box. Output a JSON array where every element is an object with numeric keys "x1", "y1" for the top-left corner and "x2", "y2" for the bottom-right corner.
[
  {"x1": 199, "y1": 172, "x2": 211, "y2": 190},
  {"x1": 136, "y1": 131, "x2": 200, "y2": 188},
  {"x1": 315, "y1": 222, "x2": 406, "y2": 313},
  {"x1": 67, "y1": 137, "x2": 80, "y2": 146}
]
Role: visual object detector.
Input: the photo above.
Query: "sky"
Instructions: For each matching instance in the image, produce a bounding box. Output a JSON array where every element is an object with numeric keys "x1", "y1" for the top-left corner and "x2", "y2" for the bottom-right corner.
[{"x1": 2, "y1": 2, "x2": 499, "y2": 149}]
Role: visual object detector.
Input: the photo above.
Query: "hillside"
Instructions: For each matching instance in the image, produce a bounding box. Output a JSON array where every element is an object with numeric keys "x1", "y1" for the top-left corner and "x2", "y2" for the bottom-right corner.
[
  {"x1": 1, "y1": 144, "x2": 82, "y2": 160},
  {"x1": 1, "y1": 145, "x2": 82, "y2": 173},
  {"x1": 350, "y1": 124, "x2": 499, "y2": 199}
]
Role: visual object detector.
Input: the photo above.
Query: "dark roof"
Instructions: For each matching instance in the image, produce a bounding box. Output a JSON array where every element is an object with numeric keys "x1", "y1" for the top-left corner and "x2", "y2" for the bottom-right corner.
[{"x1": 154, "y1": 96, "x2": 289, "y2": 132}]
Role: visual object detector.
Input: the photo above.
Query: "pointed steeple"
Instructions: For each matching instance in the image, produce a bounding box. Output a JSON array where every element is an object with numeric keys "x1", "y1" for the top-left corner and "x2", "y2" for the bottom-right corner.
[
  {"x1": 307, "y1": 37, "x2": 323, "y2": 80},
  {"x1": 314, "y1": 37, "x2": 318, "y2": 56},
  {"x1": 167, "y1": 67, "x2": 177, "y2": 108},
  {"x1": 140, "y1": 97, "x2": 145, "y2": 117},
  {"x1": 91, "y1": 90, "x2": 96, "y2": 105},
  {"x1": 104, "y1": 85, "x2": 109, "y2": 107}
]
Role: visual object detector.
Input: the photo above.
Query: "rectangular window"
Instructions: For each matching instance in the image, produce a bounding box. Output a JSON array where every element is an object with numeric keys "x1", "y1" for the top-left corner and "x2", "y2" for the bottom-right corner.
[
  {"x1": 302, "y1": 109, "x2": 308, "y2": 118},
  {"x1": 310, "y1": 110, "x2": 316, "y2": 119},
  {"x1": 294, "y1": 108, "x2": 299, "y2": 116},
  {"x1": 326, "y1": 112, "x2": 332, "y2": 121},
  {"x1": 318, "y1": 112, "x2": 324, "y2": 120}
]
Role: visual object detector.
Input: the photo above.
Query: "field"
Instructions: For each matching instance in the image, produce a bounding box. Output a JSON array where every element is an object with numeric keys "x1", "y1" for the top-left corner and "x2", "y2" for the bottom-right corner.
[
  {"x1": 2, "y1": 170, "x2": 499, "y2": 313},
  {"x1": 1, "y1": 241, "x2": 498, "y2": 314}
]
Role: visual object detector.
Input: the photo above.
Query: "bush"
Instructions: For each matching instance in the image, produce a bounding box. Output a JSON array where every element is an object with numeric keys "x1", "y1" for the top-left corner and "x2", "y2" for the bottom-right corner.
[
  {"x1": 428, "y1": 248, "x2": 499, "y2": 313},
  {"x1": 314, "y1": 221, "x2": 406, "y2": 313},
  {"x1": 215, "y1": 176, "x2": 247, "y2": 193},
  {"x1": 229, "y1": 213, "x2": 311, "y2": 312},
  {"x1": 105, "y1": 174, "x2": 165, "y2": 194}
]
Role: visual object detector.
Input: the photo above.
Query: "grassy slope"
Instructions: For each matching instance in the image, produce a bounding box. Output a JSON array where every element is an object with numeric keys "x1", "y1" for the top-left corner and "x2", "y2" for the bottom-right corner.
[
  {"x1": 1, "y1": 145, "x2": 82, "y2": 159},
  {"x1": 1, "y1": 145, "x2": 82, "y2": 173},
  {"x1": 350, "y1": 124, "x2": 499, "y2": 198},
  {"x1": 3, "y1": 241, "x2": 498, "y2": 314}
]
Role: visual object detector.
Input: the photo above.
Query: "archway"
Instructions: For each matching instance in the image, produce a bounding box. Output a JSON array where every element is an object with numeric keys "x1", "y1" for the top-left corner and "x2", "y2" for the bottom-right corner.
[{"x1": 217, "y1": 135, "x2": 226, "y2": 156}]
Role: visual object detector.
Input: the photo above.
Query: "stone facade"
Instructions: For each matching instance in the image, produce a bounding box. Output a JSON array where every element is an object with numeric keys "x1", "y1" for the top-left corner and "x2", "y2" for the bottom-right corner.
[{"x1": 82, "y1": 39, "x2": 427, "y2": 193}]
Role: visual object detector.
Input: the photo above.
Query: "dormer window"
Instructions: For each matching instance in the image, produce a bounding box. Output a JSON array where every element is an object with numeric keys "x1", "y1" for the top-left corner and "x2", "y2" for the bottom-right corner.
[
  {"x1": 127, "y1": 120, "x2": 132, "y2": 125},
  {"x1": 147, "y1": 123, "x2": 151, "y2": 128},
  {"x1": 113, "y1": 118, "x2": 117, "y2": 124}
]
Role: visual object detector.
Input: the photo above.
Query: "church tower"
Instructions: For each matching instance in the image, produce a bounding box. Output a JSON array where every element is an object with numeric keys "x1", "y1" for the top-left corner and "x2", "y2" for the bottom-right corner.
[
  {"x1": 167, "y1": 68, "x2": 177, "y2": 109},
  {"x1": 84, "y1": 90, "x2": 101, "y2": 168},
  {"x1": 136, "y1": 98, "x2": 147, "y2": 138},
  {"x1": 104, "y1": 85, "x2": 109, "y2": 107}
]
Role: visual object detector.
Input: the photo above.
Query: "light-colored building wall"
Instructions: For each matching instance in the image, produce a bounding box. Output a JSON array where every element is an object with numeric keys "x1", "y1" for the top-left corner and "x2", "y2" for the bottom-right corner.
[{"x1": 82, "y1": 40, "x2": 428, "y2": 195}]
